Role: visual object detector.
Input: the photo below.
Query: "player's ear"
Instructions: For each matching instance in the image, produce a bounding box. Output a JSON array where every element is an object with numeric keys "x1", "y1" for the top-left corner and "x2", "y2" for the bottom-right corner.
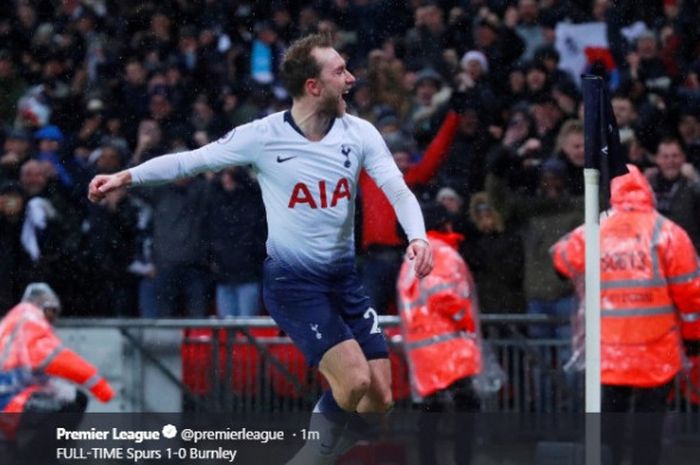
[{"x1": 306, "y1": 77, "x2": 321, "y2": 97}]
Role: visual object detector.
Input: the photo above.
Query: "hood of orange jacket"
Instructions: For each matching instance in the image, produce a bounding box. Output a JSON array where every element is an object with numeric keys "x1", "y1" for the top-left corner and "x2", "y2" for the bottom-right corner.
[{"x1": 611, "y1": 164, "x2": 656, "y2": 212}]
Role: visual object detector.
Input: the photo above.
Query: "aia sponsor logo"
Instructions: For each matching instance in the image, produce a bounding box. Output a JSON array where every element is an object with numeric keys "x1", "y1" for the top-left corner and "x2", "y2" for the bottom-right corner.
[{"x1": 288, "y1": 178, "x2": 351, "y2": 209}]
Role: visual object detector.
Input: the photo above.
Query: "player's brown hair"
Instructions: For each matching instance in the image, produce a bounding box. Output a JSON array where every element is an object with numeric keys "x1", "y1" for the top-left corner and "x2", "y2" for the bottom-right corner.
[{"x1": 280, "y1": 33, "x2": 333, "y2": 99}]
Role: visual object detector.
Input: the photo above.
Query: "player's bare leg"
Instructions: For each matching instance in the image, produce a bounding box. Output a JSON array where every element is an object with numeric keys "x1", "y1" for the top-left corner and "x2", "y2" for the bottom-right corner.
[
  {"x1": 356, "y1": 358, "x2": 393, "y2": 413},
  {"x1": 318, "y1": 339, "x2": 371, "y2": 410},
  {"x1": 321, "y1": 351, "x2": 393, "y2": 454},
  {"x1": 286, "y1": 340, "x2": 376, "y2": 465},
  {"x1": 322, "y1": 358, "x2": 394, "y2": 458}
]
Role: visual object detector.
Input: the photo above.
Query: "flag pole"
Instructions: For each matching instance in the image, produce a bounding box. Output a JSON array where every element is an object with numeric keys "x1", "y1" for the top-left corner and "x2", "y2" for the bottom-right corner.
[
  {"x1": 583, "y1": 166, "x2": 601, "y2": 465},
  {"x1": 583, "y1": 167, "x2": 601, "y2": 414},
  {"x1": 582, "y1": 75, "x2": 603, "y2": 465}
]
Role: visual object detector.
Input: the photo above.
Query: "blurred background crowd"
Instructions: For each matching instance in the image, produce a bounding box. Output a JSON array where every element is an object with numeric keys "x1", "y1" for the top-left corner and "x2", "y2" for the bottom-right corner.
[{"x1": 0, "y1": 0, "x2": 699, "y2": 322}]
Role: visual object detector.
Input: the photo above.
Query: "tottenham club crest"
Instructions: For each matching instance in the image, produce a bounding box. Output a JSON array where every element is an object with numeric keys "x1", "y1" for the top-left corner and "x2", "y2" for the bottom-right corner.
[
  {"x1": 340, "y1": 144, "x2": 352, "y2": 168},
  {"x1": 310, "y1": 323, "x2": 322, "y2": 340}
]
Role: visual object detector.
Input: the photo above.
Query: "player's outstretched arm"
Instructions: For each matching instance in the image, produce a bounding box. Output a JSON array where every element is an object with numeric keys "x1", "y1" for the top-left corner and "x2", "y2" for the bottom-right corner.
[
  {"x1": 406, "y1": 239, "x2": 433, "y2": 278},
  {"x1": 87, "y1": 122, "x2": 262, "y2": 205},
  {"x1": 88, "y1": 170, "x2": 132, "y2": 203}
]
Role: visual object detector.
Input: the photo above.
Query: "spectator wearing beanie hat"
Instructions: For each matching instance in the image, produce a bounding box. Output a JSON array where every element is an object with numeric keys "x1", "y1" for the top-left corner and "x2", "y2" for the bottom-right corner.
[{"x1": 457, "y1": 50, "x2": 497, "y2": 112}]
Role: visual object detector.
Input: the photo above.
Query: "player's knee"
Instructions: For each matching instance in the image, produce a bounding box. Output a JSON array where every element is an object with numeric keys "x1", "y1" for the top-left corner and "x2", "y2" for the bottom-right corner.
[{"x1": 335, "y1": 368, "x2": 371, "y2": 410}]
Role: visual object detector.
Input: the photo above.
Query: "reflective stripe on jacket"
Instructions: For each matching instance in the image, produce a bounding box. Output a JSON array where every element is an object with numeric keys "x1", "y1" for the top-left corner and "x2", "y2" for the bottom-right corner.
[
  {"x1": 398, "y1": 231, "x2": 482, "y2": 398},
  {"x1": 552, "y1": 165, "x2": 700, "y2": 387}
]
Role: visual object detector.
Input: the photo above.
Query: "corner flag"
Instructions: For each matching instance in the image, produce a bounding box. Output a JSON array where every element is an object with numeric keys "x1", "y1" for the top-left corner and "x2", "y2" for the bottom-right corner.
[
  {"x1": 581, "y1": 74, "x2": 628, "y2": 463},
  {"x1": 582, "y1": 75, "x2": 627, "y2": 204}
]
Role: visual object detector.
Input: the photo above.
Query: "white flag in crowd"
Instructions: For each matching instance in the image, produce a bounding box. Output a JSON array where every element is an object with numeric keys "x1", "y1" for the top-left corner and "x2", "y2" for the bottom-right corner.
[{"x1": 555, "y1": 22, "x2": 611, "y2": 87}]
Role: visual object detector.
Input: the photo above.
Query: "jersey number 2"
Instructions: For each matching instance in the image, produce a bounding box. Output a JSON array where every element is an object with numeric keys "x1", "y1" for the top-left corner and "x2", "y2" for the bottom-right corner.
[{"x1": 364, "y1": 308, "x2": 381, "y2": 334}]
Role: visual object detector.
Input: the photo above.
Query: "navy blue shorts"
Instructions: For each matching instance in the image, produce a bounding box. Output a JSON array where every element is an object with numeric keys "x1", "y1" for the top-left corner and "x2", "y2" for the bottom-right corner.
[{"x1": 262, "y1": 257, "x2": 388, "y2": 366}]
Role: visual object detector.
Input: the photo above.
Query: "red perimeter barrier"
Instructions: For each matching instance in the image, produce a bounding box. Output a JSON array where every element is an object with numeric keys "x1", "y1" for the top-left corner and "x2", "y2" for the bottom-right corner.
[{"x1": 182, "y1": 327, "x2": 412, "y2": 402}]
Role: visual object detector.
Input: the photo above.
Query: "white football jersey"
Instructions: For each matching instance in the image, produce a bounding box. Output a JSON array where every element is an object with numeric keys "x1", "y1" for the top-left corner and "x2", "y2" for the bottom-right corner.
[{"x1": 129, "y1": 111, "x2": 403, "y2": 276}]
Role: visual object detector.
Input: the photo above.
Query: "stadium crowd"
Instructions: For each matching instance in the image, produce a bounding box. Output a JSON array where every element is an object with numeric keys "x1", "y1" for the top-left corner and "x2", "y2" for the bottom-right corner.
[{"x1": 0, "y1": 0, "x2": 699, "y2": 322}]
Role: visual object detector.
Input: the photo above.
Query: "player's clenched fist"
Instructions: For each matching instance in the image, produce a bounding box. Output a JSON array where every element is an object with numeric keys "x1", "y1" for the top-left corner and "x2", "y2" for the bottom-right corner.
[
  {"x1": 87, "y1": 171, "x2": 132, "y2": 203},
  {"x1": 406, "y1": 239, "x2": 433, "y2": 278}
]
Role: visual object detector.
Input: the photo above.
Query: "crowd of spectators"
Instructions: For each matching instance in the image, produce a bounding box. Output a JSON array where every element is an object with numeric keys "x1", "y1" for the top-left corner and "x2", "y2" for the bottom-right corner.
[{"x1": 0, "y1": 0, "x2": 699, "y2": 320}]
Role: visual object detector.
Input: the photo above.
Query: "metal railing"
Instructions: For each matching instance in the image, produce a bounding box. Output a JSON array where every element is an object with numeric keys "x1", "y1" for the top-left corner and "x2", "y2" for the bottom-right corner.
[{"x1": 56, "y1": 315, "x2": 700, "y2": 418}]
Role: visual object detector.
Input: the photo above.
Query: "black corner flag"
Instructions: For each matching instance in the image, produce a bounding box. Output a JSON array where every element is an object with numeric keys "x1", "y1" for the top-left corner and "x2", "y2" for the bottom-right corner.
[{"x1": 582, "y1": 75, "x2": 628, "y2": 205}]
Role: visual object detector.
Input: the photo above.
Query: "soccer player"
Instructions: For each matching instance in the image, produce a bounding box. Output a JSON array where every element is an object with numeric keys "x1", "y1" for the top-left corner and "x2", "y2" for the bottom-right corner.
[{"x1": 88, "y1": 34, "x2": 433, "y2": 462}]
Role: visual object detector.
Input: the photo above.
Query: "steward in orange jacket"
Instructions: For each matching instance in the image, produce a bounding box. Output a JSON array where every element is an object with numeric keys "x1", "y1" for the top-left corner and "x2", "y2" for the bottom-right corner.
[
  {"x1": 398, "y1": 204, "x2": 482, "y2": 399},
  {"x1": 552, "y1": 164, "x2": 700, "y2": 388},
  {"x1": 0, "y1": 283, "x2": 113, "y2": 438},
  {"x1": 397, "y1": 203, "x2": 482, "y2": 465},
  {"x1": 551, "y1": 165, "x2": 700, "y2": 465}
]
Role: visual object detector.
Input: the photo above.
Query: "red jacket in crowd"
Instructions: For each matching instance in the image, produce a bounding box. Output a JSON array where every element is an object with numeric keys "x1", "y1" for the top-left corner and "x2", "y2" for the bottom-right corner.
[{"x1": 360, "y1": 111, "x2": 460, "y2": 251}]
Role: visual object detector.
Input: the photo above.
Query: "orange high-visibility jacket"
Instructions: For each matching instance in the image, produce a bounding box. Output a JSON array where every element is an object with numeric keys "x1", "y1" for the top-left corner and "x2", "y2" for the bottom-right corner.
[
  {"x1": 0, "y1": 303, "x2": 114, "y2": 413},
  {"x1": 552, "y1": 165, "x2": 700, "y2": 387},
  {"x1": 398, "y1": 231, "x2": 482, "y2": 398}
]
